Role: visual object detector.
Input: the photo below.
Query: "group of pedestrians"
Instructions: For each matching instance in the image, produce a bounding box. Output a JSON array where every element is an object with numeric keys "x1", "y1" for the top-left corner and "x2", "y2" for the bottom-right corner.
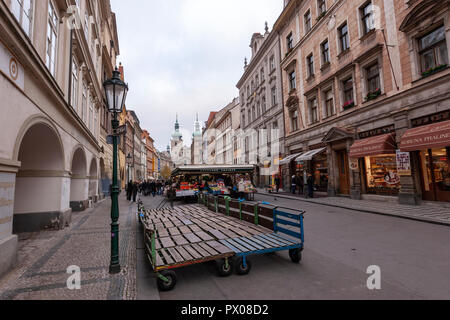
[
  {"x1": 291, "y1": 174, "x2": 315, "y2": 198},
  {"x1": 126, "y1": 180, "x2": 165, "y2": 202}
]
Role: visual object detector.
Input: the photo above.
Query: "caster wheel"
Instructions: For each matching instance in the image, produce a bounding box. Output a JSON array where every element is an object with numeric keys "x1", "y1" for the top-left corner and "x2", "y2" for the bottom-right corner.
[
  {"x1": 157, "y1": 270, "x2": 177, "y2": 292},
  {"x1": 289, "y1": 249, "x2": 302, "y2": 263},
  {"x1": 235, "y1": 257, "x2": 252, "y2": 275},
  {"x1": 217, "y1": 259, "x2": 233, "y2": 277}
]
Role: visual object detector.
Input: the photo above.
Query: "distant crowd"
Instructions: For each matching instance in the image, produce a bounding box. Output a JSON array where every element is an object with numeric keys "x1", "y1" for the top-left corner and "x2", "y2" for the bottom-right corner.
[{"x1": 126, "y1": 180, "x2": 168, "y2": 202}]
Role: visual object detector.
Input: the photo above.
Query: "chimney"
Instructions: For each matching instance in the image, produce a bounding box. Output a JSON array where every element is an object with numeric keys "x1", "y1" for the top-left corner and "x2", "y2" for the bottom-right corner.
[{"x1": 119, "y1": 62, "x2": 124, "y2": 81}]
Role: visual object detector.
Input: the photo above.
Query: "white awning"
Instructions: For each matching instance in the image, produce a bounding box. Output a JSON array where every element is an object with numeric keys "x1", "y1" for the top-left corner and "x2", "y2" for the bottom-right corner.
[
  {"x1": 296, "y1": 148, "x2": 326, "y2": 162},
  {"x1": 279, "y1": 153, "x2": 303, "y2": 165}
]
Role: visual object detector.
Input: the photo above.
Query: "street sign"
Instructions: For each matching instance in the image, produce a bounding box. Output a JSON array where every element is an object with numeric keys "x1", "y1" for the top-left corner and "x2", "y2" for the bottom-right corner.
[{"x1": 107, "y1": 135, "x2": 121, "y2": 145}]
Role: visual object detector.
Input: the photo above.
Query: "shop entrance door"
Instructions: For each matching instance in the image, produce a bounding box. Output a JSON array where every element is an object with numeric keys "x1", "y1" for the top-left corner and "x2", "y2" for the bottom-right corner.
[
  {"x1": 337, "y1": 150, "x2": 350, "y2": 195},
  {"x1": 419, "y1": 148, "x2": 450, "y2": 202}
]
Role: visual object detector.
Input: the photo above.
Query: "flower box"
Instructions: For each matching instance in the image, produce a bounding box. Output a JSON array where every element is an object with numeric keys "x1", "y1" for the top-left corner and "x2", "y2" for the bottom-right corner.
[
  {"x1": 365, "y1": 89, "x2": 381, "y2": 102},
  {"x1": 421, "y1": 64, "x2": 447, "y2": 78},
  {"x1": 342, "y1": 101, "x2": 355, "y2": 110},
  {"x1": 316, "y1": 11, "x2": 327, "y2": 22}
]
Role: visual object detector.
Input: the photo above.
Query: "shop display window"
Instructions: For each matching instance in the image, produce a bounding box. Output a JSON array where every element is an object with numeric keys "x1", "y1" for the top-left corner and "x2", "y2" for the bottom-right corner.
[
  {"x1": 313, "y1": 154, "x2": 328, "y2": 192},
  {"x1": 420, "y1": 148, "x2": 450, "y2": 201},
  {"x1": 364, "y1": 154, "x2": 400, "y2": 195}
]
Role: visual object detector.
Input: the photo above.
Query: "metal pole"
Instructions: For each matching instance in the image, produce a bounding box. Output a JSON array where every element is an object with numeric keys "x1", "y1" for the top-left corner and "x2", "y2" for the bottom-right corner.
[{"x1": 110, "y1": 115, "x2": 121, "y2": 274}]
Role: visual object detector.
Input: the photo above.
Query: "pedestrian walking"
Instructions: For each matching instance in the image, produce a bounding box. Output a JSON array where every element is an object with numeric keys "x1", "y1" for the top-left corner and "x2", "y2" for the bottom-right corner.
[
  {"x1": 296, "y1": 174, "x2": 304, "y2": 196},
  {"x1": 126, "y1": 180, "x2": 133, "y2": 201},
  {"x1": 132, "y1": 182, "x2": 138, "y2": 202},
  {"x1": 291, "y1": 175, "x2": 297, "y2": 194},
  {"x1": 307, "y1": 174, "x2": 314, "y2": 199}
]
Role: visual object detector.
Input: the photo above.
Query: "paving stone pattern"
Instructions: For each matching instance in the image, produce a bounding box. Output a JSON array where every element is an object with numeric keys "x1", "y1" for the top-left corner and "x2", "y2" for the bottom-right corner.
[{"x1": 0, "y1": 195, "x2": 137, "y2": 300}]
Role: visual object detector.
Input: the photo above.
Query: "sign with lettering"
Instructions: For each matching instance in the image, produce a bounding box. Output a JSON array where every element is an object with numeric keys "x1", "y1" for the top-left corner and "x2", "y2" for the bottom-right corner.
[
  {"x1": 0, "y1": 41, "x2": 24, "y2": 90},
  {"x1": 396, "y1": 150, "x2": 411, "y2": 176},
  {"x1": 349, "y1": 158, "x2": 359, "y2": 171}
]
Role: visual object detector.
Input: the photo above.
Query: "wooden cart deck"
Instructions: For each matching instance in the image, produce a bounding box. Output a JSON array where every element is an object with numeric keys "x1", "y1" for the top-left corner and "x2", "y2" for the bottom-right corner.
[{"x1": 141, "y1": 204, "x2": 272, "y2": 272}]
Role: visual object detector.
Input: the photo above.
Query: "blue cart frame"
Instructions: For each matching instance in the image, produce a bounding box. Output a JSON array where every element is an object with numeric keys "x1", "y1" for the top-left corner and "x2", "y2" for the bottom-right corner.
[{"x1": 221, "y1": 205, "x2": 305, "y2": 274}]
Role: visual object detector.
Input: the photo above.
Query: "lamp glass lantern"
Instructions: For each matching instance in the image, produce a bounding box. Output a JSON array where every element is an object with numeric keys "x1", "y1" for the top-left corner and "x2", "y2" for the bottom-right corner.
[{"x1": 103, "y1": 68, "x2": 128, "y2": 114}]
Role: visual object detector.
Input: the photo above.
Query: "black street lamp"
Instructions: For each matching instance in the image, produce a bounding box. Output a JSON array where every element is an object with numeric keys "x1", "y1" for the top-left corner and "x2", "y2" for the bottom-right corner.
[{"x1": 103, "y1": 67, "x2": 128, "y2": 274}]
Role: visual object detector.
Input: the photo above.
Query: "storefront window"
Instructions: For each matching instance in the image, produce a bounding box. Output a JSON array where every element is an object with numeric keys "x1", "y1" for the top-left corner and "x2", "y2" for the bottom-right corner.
[
  {"x1": 420, "y1": 148, "x2": 450, "y2": 201},
  {"x1": 313, "y1": 153, "x2": 328, "y2": 192},
  {"x1": 364, "y1": 154, "x2": 400, "y2": 195}
]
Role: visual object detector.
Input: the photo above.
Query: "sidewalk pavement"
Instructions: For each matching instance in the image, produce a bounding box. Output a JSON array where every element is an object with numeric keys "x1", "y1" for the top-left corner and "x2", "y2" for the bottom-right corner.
[
  {"x1": 0, "y1": 194, "x2": 137, "y2": 300},
  {"x1": 256, "y1": 189, "x2": 450, "y2": 226}
]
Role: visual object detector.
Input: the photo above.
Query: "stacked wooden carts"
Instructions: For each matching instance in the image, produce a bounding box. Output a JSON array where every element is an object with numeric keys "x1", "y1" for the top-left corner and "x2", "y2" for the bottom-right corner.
[{"x1": 138, "y1": 194, "x2": 305, "y2": 291}]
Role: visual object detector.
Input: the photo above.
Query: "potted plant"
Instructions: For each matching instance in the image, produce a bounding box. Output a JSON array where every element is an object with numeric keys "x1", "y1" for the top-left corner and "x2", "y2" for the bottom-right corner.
[
  {"x1": 421, "y1": 64, "x2": 447, "y2": 78},
  {"x1": 365, "y1": 88, "x2": 382, "y2": 102},
  {"x1": 342, "y1": 100, "x2": 355, "y2": 110}
]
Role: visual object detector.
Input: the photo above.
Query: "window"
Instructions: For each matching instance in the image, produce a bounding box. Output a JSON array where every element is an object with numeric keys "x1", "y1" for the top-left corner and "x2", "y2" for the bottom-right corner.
[
  {"x1": 251, "y1": 80, "x2": 255, "y2": 92},
  {"x1": 248, "y1": 109, "x2": 252, "y2": 124},
  {"x1": 82, "y1": 82, "x2": 87, "y2": 122},
  {"x1": 307, "y1": 54, "x2": 314, "y2": 77},
  {"x1": 252, "y1": 106, "x2": 256, "y2": 121},
  {"x1": 46, "y1": 1, "x2": 58, "y2": 76},
  {"x1": 257, "y1": 101, "x2": 261, "y2": 118},
  {"x1": 339, "y1": 23, "x2": 350, "y2": 52},
  {"x1": 89, "y1": 99, "x2": 93, "y2": 130},
  {"x1": 270, "y1": 56, "x2": 276, "y2": 71},
  {"x1": 11, "y1": 0, "x2": 33, "y2": 37},
  {"x1": 260, "y1": 68, "x2": 265, "y2": 81},
  {"x1": 321, "y1": 40, "x2": 330, "y2": 64},
  {"x1": 71, "y1": 58, "x2": 79, "y2": 111},
  {"x1": 287, "y1": 33, "x2": 294, "y2": 51},
  {"x1": 309, "y1": 98, "x2": 319, "y2": 124},
  {"x1": 271, "y1": 87, "x2": 277, "y2": 106},
  {"x1": 290, "y1": 109, "x2": 299, "y2": 132},
  {"x1": 324, "y1": 89, "x2": 335, "y2": 117},
  {"x1": 84, "y1": 10, "x2": 89, "y2": 40},
  {"x1": 304, "y1": 10, "x2": 311, "y2": 33},
  {"x1": 418, "y1": 26, "x2": 448, "y2": 73},
  {"x1": 289, "y1": 71, "x2": 296, "y2": 90},
  {"x1": 242, "y1": 114, "x2": 246, "y2": 127},
  {"x1": 262, "y1": 96, "x2": 267, "y2": 114},
  {"x1": 366, "y1": 63, "x2": 380, "y2": 94},
  {"x1": 361, "y1": 2, "x2": 374, "y2": 35},
  {"x1": 318, "y1": 0, "x2": 326, "y2": 15},
  {"x1": 256, "y1": 75, "x2": 259, "y2": 87},
  {"x1": 342, "y1": 77, "x2": 354, "y2": 105}
]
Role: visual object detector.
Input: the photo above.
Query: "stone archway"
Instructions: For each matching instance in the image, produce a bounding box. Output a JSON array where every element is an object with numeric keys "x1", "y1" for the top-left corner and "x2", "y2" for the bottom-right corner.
[
  {"x1": 99, "y1": 158, "x2": 109, "y2": 198},
  {"x1": 13, "y1": 122, "x2": 70, "y2": 233},
  {"x1": 89, "y1": 158, "x2": 98, "y2": 202},
  {"x1": 70, "y1": 147, "x2": 89, "y2": 211}
]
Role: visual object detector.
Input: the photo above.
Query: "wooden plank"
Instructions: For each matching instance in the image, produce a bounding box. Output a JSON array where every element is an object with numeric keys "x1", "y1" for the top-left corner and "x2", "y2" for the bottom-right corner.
[
  {"x1": 158, "y1": 229, "x2": 169, "y2": 238},
  {"x1": 229, "y1": 227, "x2": 252, "y2": 238},
  {"x1": 183, "y1": 233, "x2": 202, "y2": 244},
  {"x1": 168, "y1": 248, "x2": 184, "y2": 263},
  {"x1": 159, "y1": 249, "x2": 175, "y2": 265},
  {"x1": 184, "y1": 245, "x2": 202, "y2": 260},
  {"x1": 155, "y1": 239, "x2": 162, "y2": 250},
  {"x1": 163, "y1": 221, "x2": 175, "y2": 228},
  {"x1": 219, "y1": 240, "x2": 241, "y2": 253},
  {"x1": 196, "y1": 231, "x2": 214, "y2": 241},
  {"x1": 156, "y1": 253, "x2": 164, "y2": 267},
  {"x1": 218, "y1": 228, "x2": 239, "y2": 239},
  {"x1": 266, "y1": 233, "x2": 296, "y2": 245},
  {"x1": 206, "y1": 241, "x2": 233, "y2": 255},
  {"x1": 179, "y1": 226, "x2": 192, "y2": 234},
  {"x1": 191, "y1": 243, "x2": 210, "y2": 258},
  {"x1": 168, "y1": 227, "x2": 181, "y2": 236},
  {"x1": 198, "y1": 242, "x2": 219, "y2": 256},
  {"x1": 259, "y1": 234, "x2": 290, "y2": 246},
  {"x1": 208, "y1": 229, "x2": 228, "y2": 240},
  {"x1": 172, "y1": 235, "x2": 189, "y2": 246},
  {"x1": 225, "y1": 239, "x2": 250, "y2": 253},
  {"x1": 254, "y1": 235, "x2": 283, "y2": 248},
  {"x1": 232, "y1": 238, "x2": 259, "y2": 251},
  {"x1": 236, "y1": 237, "x2": 264, "y2": 251},
  {"x1": 244, "y1": 236, "x2": 273, "y2": 249},
  {"x1": 188, "y1": 225, "x2": 202, "y2": 233},
  {"x1": 159, "y1": 237, "x2": 175, "y2": 248}
]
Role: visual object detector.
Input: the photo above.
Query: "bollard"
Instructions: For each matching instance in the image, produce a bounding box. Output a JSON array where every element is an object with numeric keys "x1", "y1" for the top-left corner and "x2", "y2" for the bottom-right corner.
[
  {"x1": 254, "y1": 203, "x2": 259, "y2": 226},
  {"x1": 224, "y1": 196, "x2": 231, "y2": 216}
]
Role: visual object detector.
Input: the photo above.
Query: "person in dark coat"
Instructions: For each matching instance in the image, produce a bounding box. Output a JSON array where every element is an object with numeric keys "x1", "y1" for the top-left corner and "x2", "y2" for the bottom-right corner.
[
  {"x1": 132, "y1": 182, "x2": 139, "y2": 202},
  {"x1": 150, "y1": 180, "x2": 156, "y2": 197},
  {"x1": 275, "y1": 176, "x2": 281, "y2": 193},
  {"x1": 296, "y1": 174, "x2": 304, "y2": 196},
  {"x1": 307, "y1": 174, "x2": 314, "y2": 199},
  {"x1": 127, "y1": 180, "x2": 133, "y2": 201}
]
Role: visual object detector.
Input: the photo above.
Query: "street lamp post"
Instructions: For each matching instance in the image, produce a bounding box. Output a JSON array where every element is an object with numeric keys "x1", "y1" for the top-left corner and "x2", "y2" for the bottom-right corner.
[{"x1": 103, "y1": 67, "x2": 128, "y2": 274}]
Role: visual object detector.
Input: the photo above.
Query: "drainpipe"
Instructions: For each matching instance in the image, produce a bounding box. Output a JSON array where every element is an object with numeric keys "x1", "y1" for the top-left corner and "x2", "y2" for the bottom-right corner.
[
  {"x1": 277, "y1": 29, "x2": 287, "y2": 190},
  {"x1": 68, "y1": 29, "x2": 74, "y2": 107}
]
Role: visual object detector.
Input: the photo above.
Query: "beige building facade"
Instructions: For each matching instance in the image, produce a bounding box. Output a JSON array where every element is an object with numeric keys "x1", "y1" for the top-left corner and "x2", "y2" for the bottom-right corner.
[
  {"x1": 276, "y1": 0, "x2": 449, "y2": 203},
  {"x1": 0, "y1": 0, "x2": 121, "y2": 277}
]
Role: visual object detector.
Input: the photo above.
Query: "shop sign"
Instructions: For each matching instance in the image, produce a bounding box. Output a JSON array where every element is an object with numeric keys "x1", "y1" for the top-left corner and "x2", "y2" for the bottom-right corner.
[
  {"x1": 0, "y1": 41, "x2": 24, "y2": 90},
  {"x1": 396, "y1": 150, "x2": 411, "y2": 176},
  {"x1": 349, "y1": 158, "x2": 359, "y2": 171}
]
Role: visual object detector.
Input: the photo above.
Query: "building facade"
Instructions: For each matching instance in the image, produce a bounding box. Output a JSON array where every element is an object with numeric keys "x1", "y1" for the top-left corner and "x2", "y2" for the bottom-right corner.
[
  {"x1": 237, "y1": 22, "x2": 285, "y2": 188},
  {"x1": 170, "y1": 116, "x2": 191, "y2": 167},
  {"x1": 276, "y1": 0, "x2": 449, "y2": 203},
  {"x1": 0, "y1": 0, "x2": 121, "y2": 277}
]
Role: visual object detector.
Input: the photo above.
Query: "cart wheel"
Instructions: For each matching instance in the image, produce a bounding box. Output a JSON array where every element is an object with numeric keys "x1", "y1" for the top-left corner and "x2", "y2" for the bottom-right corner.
[
  {"x1": 289, "y1": 249, "x2": 302, "y2": 263},
  {"x1": 157, "y1": 270, "x2": 177, "y2": 292},
  {"x1": 217, "y1": 259, "x2": 233, "y2": 277},
  {"x1": 235, "y1": 257, "x2": 252, "y2": 275}
]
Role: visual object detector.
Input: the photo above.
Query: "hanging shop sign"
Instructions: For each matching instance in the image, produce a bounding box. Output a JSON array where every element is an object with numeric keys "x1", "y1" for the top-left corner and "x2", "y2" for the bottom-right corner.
[
  {"x1": 349, "y1": 158, "x2": 359, "y2": 171},
  {"x1": 396, "y1": 150, "x2": 411, "y2": 176}
]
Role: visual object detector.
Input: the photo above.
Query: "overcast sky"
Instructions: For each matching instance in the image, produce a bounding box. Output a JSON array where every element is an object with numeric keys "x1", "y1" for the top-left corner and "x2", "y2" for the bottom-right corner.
[{"x1": 110, "y1": 0, "x2": 283, "y2": 151}]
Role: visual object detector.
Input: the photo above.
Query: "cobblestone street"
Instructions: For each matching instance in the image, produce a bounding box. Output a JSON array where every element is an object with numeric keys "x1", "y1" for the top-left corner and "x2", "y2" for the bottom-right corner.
[{"x1": 0, "y1": 195, "x2": 137, "y2": 300}]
